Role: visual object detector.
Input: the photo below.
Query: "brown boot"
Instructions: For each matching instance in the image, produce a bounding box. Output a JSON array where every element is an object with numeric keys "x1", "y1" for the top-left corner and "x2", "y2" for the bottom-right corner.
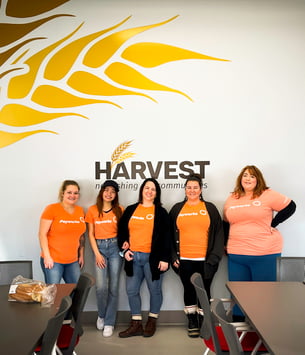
[
  {"x1": 143, "y1": 316, "x2": 157, "y2": 337},
  {"x1": 119, "y1": 320, "x2": 144, "y2": 338}
]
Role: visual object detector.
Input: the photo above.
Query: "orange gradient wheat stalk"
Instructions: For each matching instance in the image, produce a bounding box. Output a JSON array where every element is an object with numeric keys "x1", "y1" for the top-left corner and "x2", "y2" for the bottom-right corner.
[{"x1": 111, "y1": 140, "x2": 136, "y2": 168}]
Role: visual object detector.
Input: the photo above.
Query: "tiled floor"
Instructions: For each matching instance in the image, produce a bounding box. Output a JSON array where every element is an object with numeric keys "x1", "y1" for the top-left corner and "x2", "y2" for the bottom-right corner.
[{"x1": 76, "y1": 323, "x2": 208, "y2": 354}]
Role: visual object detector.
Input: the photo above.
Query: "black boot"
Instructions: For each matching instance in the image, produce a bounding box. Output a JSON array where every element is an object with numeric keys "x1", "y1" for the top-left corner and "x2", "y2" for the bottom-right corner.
[
  {"x1": 198, "y1": 314, "x2": 204, "y2": 330},
  {"x1": 187, "y1": 313, "x2": 199, "y2": 338}
]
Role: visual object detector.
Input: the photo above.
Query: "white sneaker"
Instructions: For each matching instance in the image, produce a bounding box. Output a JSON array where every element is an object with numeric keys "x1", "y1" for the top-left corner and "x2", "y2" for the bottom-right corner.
[
  {"x1": 103, "y1": 325, "x2": 114, "y2": 337},
  {"x1": 96, "y1": 317, "x2": 104, "y2": 330}
]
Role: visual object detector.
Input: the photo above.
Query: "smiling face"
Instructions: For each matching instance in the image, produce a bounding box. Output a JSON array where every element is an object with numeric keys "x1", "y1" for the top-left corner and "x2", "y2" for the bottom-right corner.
[
  {"x1": 102, "y1": 186, "x2": 116, "y2": 203},
  {"x1": 185, "y1": 180, "x2": 202, "y2": 203},
  {"x1": 241, "y1": 169, "x2": 257, "y2": 193},
  {"x1": 62, "y1": 184, "x2": 80, "y2": 205},
  {"x1": 142, "y1": 180, "x2": 157, "y2": 204}
]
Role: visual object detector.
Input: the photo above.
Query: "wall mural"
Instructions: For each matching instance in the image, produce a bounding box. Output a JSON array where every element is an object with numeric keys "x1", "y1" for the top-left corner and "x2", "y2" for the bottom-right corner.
[{"x1": 0, "y1": 0, "x2": 229, "y2": 148}]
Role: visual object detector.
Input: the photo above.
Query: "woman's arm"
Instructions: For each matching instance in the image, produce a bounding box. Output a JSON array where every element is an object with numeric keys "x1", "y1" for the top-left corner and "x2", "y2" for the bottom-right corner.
[
  {"x1": 271, "y1": 200, "x2": 296, "y2": 228},
  {"x1": 117, "y1": 205, "x2": 134, "y2": 249},
  {"x1": 78, "y1": 233, "x2": 85, "y2": 268},
  {"x1": 87, "y1": 223, "x2": 105, "y2": 268},
  {"x1": 39, "y1": 219, "x2": 53, "y2": 269}
]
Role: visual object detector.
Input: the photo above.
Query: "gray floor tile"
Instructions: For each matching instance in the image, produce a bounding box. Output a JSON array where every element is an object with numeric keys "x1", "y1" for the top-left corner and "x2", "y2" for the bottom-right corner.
[{"x1": 76, "y1": 324, "x2": 207, "y2": 354}]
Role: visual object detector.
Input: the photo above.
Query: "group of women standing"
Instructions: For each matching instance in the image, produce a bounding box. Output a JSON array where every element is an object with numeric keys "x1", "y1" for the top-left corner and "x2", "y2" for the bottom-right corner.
[{"x1": 38, "y1": 165, "x2": 296, "y2": 338}]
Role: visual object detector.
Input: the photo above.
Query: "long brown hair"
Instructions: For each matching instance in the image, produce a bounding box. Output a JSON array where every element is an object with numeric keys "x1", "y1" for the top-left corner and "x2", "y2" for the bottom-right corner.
[
  {"x1": 96, "y1": 186, "x2": 123, "y2": 221},
  {"x1": 233, "y1": 165, "x2": 268, "y2": 199}
]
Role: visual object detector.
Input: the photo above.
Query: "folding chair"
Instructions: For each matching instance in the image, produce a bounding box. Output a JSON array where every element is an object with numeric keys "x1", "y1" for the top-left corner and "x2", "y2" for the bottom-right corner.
[
  {"x1": 56, "y1": 273, "x2": 95, "y2": 355},
  {"x1": 34, "y1": 296, "x2": 72, "y2": 355}
]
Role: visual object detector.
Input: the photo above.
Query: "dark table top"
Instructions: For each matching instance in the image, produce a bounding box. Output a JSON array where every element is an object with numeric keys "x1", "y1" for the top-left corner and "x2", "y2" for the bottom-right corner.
[
  {"x1": 0, "y1": 283, "x2": 75, "y2": 355},
  {"x1": 226, "y1": 281, "x2": 305, "y2": 355}
]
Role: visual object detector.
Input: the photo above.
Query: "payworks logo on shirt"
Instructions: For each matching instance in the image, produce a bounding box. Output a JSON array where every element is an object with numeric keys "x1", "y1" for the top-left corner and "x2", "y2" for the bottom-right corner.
[{"x1": 94, "y1": 140, "x2": 209, "y2": 191}]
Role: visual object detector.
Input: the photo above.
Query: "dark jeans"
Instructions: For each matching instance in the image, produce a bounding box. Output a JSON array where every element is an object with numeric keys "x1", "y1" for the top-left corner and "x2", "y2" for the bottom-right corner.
[{"x1": 179, "y1": 259, "x2": 218, "y2": 306}]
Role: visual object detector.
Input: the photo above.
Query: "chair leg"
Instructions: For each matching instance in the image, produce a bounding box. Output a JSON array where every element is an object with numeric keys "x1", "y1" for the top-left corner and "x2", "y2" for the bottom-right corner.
[
  {"x1": 56, "y1": 345, "x2": 63, "y2": 355},
  {"x1": 203, "y1": 348, "x2": 210, "y2": 355},
  {"x1": 250, "y1": 339, "x2": 262, "y2": 355}
]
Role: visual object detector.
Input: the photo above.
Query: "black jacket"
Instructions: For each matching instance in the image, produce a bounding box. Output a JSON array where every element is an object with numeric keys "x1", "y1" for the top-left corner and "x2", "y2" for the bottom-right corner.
[
  {"x1": 169, "y1": 200, "x2": 224, "y2": 267},
  {"x1": 117, "y1": 203, "x2": 171, "y2": 281}
]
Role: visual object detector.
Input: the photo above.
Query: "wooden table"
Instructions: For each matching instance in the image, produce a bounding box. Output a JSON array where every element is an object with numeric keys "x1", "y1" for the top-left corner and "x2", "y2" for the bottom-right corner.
[
  {"x1": 0, "y1": 283, "x2": 75, "y2": 355},
  {"x1": 226, "y1": 281, "x2": 305, "y2": 355}
]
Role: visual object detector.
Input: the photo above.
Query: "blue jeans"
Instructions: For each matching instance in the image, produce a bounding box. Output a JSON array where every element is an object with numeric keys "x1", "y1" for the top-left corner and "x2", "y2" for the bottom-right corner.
[
  {"x1": 40, "y1": 257, "x2": 80, "y2": 284},
  {"x1": 126, "y1": 252, "x2": 163, "y2": 316},
  {"x1": 228, "y1": 253, "x2": 281, "y2": 316},
  {"x1": 95, "y1": 238, "x2": 123, "y2": 326}
]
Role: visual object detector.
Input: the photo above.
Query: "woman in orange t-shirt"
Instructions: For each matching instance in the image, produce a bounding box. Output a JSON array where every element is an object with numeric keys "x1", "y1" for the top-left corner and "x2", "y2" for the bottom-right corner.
[
  {"x1": 117, "y1": 178, "x2": 171, "y2": 338},
  {"x1": 169, "y1": 173, "x2": 224, "y2": 338},
  {"x1": 85, "y1": 180, "x2": 123, "y2": 337},
  {"x1": 39, "y1": 180, "x2": 86, "y2": 284},
  {"x1": 224, "y1": 165, "x2": 296, "y2": 320}
]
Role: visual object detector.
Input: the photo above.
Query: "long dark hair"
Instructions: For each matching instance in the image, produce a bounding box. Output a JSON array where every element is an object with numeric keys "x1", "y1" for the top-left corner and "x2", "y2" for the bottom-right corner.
[
  {"x1": 138, "y1": 178, "x2": 162, "y2": 206},
  {"x1": 96, "y1": 186, "x2": 123, "y2": 221}
]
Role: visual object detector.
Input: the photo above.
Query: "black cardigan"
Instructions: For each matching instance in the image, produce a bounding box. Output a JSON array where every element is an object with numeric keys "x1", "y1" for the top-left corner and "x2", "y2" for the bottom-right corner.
[
  {"x1": 169, "y1": 200, "x2": 225, "y2": 266},
  {"x1": 117, "y1": 203, "x2": 171, "y2": 281}
]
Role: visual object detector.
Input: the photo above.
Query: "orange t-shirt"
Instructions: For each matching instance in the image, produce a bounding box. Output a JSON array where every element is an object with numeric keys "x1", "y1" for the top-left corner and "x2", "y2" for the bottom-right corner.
[
  {"x1": 177, "y1": 201, "x2": 211, "y2": 259},
  {"x1": 224, "y1": 189, "x2": 291, "y2": 255},
  {"x1": 128, "y1": 205, "x2": 155, "y2": 253},
  {"x1": 40, "y1": 203, "x2": 86, "y2": 263},
  {"x1": 85, "y1": 205, "x2": 123, "y2": 239}
]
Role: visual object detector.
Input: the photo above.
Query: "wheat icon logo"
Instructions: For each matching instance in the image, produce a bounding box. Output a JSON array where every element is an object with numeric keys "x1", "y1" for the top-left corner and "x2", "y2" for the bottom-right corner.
[{"x1": 111, "y1": 140, "x2": 136, "y2": 169}]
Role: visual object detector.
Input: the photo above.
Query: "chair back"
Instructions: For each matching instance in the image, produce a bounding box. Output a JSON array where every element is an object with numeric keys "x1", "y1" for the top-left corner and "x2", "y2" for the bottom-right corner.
[
  {"x1": 0, "y1": 260, "x2": 33, "y2": 285},
  {"x1": 60, "y1": 272, "x2": 95, "y2": 355},
  {"x1": 276, "y1": 257, "x2": 305, "y2": 281},
  {"x1": 37, "y1": 296, "x2": 72, "y2": 355},
  {"x1": 190, "y1": 272, "x2": 226, "y2": 355},
  {"x1": 211, "y1": 299, "x2": 244, "y2": 355}
]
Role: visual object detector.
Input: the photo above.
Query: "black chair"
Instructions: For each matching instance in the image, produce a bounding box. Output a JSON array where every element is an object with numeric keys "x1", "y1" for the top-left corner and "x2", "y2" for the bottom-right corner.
[
  {"x1": 34, "y1": 295, "x2": 72, "y2": 355},
  {"x1": 211, "y1": 299, "x2": 269, "y2": 355},
  {"x1": 56, "y1": 273, "x2": 95, "y2": 355},
  {"x1": 276, "y1": 256, "x2": 305, "y2": 281},
  {"x1": 0, "y1": 260, "x2": 33, "y2": 285}
]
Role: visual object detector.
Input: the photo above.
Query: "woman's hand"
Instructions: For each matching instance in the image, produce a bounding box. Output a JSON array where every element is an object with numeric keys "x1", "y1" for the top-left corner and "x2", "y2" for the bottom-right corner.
[
  {"x1": 96, "y1": 253, "x2": 106, "y2": 268},
  {"x1": 173, "y1": 259, "x2": 180, "y2": 269},
  {"x1": 122, "y1": 241, "x2": 130, "y2": 250},
  {"x1": 78, "y1": 255, "x2": 85, "y2": 269},
  {"x1": 158, "y1": 261, "x2": 169, "y2": 272},
  {"x1": 44, "y1": 256, "x2": 54, "y2": 269},
  {"x1": 124, "y1": 250, "x2": 134, "y2": 261}
]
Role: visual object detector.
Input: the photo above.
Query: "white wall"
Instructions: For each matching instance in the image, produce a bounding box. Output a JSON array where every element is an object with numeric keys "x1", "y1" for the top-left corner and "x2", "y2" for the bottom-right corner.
[{"x1": 1, "y1": 0, "x2": 304, "y2": 311}]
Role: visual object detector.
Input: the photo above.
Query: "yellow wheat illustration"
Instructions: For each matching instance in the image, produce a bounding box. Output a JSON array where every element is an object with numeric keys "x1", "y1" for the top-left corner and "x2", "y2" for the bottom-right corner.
[
  {"x1": 0, "y1": 0, "x2": 230, "y2": 149},
  {"x1": 111, "y1": 141, "x2": 135, "y2": 168}
]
